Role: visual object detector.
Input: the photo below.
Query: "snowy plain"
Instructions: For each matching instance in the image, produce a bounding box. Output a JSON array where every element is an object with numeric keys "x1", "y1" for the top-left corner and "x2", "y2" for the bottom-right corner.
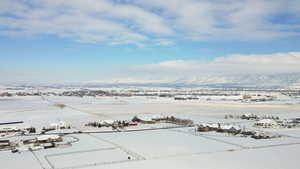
[{"x1": 0, "y1": 91, "x2": 300, "y2": 169}]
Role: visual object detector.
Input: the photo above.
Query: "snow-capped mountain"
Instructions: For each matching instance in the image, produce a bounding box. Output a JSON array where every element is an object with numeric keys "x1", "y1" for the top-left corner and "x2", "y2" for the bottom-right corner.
[{"x1": 86, "y1": 73, "x2": 300, "y2": 89}]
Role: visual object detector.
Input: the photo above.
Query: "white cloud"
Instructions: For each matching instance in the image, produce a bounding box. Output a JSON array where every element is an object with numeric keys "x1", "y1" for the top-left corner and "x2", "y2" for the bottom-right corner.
[
  {"x1": 0, "y1": 0, "x2": 299, "y2": 45},
  {"x1": 154, "y1": 39, "x2": 175, "y2": 46},
  {"x1": 0, "y1": 0, "x2": 172, "y2": 45},
  {"x1": 86, "y1": 51, "x2": 300, "y2": 85},
  {"x1": 130, "y1": 52, "x2": 300, "y2": 76},
  {"x1": 136, "y1": 0, "x2": 300, "y2": 40}
]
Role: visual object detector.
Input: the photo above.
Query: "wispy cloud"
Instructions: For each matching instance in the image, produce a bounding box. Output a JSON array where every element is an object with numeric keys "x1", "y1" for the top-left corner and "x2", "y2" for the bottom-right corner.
[
  {"x1": 137, "y1": 0, "x2": 300, "y2": 40},
  {"x1": 0, "y1": 0, "x2": 172, "y2": 46},
  {"x1": 154, "y1": 39, "x2": 175, "y2": 46},
  {"x1": 0, "y1": 0, "x2": 299, "y2": 45}
]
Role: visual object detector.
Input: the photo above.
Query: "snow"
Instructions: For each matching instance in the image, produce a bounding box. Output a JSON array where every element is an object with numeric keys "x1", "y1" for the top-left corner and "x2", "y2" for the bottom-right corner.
[
  {"x1": 0, "y1": 151, "x2": 42, "y2": 169},
  {"x1": 36, "y1": 135, "x2": 60, "y2": 141},
  {"x1": 1, "y1": 91, "x2": 300, "y2": 169},
  {"x1": 80, "y1": 144, "x2": 300, "y2": 169},
  {"x1": 256, "y1": 119, "x2": 277, "y2": 125},
  {"x1": 46, "y1": 148, "x2": 130, "y2": 169}
]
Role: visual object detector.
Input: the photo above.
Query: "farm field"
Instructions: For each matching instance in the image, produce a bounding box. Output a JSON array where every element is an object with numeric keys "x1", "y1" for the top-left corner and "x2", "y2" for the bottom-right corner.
[{"x1": 1, "y1": 94, "x2": 300, "y2": 169}]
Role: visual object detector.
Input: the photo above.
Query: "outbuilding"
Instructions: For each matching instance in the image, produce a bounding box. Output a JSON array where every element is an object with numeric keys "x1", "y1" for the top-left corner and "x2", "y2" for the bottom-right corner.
[
  {"x1": 255, "y1": 119, "x2": 277, "y2": 128},
  {"x1": 36, "y1": 135, "x2": 62, "y2": 143}
]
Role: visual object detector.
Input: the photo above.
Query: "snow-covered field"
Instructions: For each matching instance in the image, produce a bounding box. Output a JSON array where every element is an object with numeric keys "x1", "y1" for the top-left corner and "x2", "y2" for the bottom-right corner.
[{"x1": 1, "y1": 94, "x2": 300, "y2": 169}]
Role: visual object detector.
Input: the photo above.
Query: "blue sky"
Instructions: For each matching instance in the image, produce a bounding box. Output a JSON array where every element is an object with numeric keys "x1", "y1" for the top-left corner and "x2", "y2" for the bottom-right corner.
[{"x1": 0, "y1": 0, "x2": 300, "y2": 84}]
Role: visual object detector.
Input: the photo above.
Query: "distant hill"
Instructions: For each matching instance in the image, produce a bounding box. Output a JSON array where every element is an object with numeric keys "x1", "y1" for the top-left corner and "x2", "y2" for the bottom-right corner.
[{"x1": 85, "y1": 73, "x2": 300, "y2": 89}]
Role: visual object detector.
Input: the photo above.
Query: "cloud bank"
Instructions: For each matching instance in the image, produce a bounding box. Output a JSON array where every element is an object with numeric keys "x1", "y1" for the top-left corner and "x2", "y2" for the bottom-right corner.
[
  {"x1": 88, "y1": 52, "x2": 300, "y2": 84},
  {"x1": 131, "y1": 52, "x2": 300, "y2": 75},
  {"x1": 1, "y1": 51, "x2": 299, "y2": 85}
]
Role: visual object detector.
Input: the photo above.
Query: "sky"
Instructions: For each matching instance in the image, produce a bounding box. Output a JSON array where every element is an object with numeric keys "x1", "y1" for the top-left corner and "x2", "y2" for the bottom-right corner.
[{"x1": 0, "y1": 0, "x2": 300, "y2": 84}]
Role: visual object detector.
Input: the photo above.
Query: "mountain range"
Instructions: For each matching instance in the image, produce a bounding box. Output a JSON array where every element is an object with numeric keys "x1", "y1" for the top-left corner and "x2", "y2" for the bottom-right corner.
[{"x1": 85, "y1": 73, "x2": 300, "y2": 89}]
